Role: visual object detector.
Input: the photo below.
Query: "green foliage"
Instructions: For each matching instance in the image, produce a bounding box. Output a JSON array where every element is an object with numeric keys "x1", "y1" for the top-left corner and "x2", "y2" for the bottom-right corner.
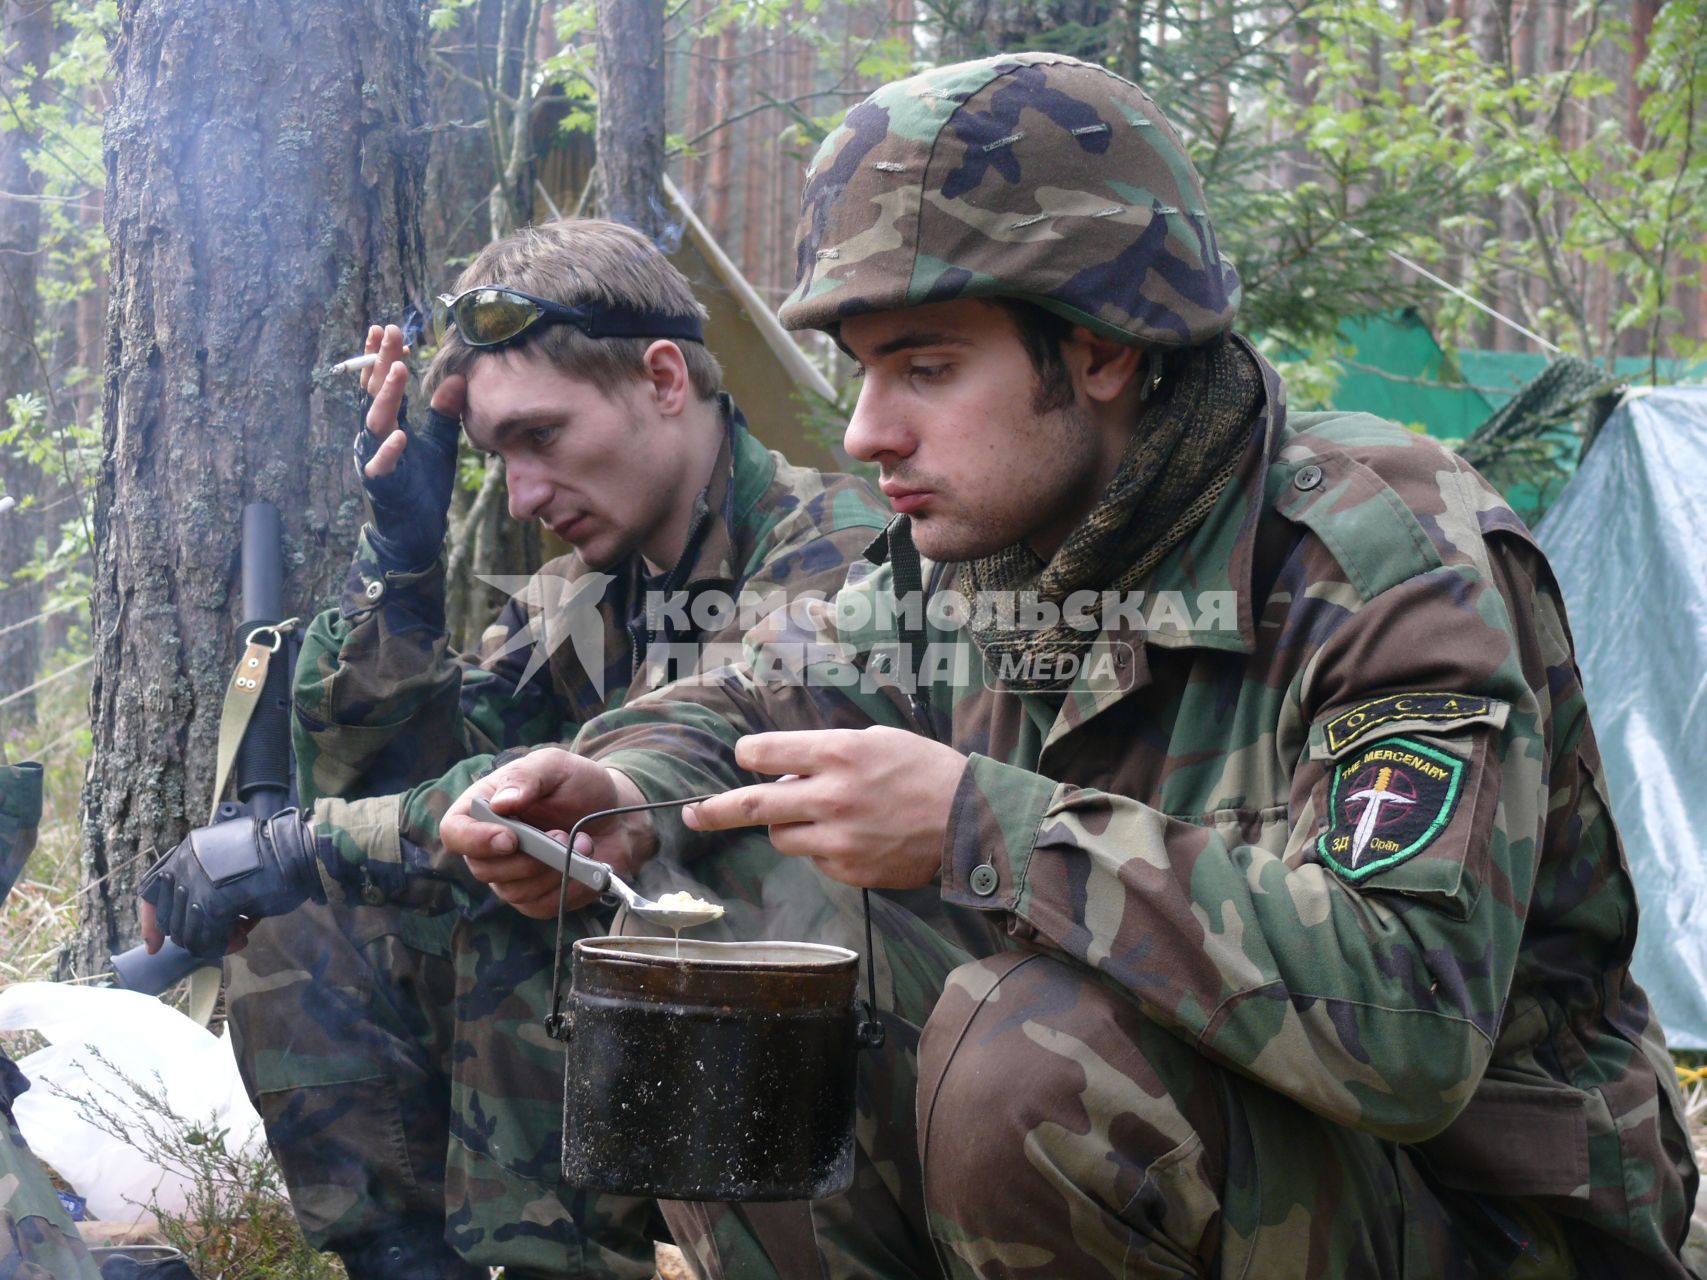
[
  {"x1": 544, "y1": 1, "x2": 597, "y2": 136},
  {"x1": 1268, "y1": 0, "x2": 1707, "y2": 370},
  {"x1": 0, "y1": 0, "x2": 111, "y2": 305},
  {"x1": 2, "y1": 390, "x2": 96, "y2": 599},
  {"x1": 0, "y1": 0, "x2": 110, "y2": 638},
  {"x1": 428, "y1": 0, "x2": 478, "y2": 34},
  {"x1": 1251, "y1": 333, "x2": 1346, "y2": 411}
]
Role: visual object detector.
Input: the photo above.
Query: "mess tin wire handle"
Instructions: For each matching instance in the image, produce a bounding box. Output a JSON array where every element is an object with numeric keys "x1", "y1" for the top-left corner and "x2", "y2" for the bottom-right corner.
[
  {"x1": 529, "y1": 791, "x2": 886, "y2": 1050},
  {"x1": 544, "y1": 794, "x2": 714, "y2": 1038}
]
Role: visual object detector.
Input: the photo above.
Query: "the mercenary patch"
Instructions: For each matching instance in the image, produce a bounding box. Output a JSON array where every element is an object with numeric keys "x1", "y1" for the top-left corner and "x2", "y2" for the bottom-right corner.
[{"x1": 1317, "y1": 737, "x2": 1466, "y2": 882}]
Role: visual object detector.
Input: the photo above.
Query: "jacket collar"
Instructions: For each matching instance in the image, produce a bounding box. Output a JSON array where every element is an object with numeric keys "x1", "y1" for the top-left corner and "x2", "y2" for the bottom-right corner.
[
  {"x1": 1041, "y1": 341, "x2": 1285, "y2": 742},
  {"x1": 630, "y1": 393, "x2": 775, "y2": 598},
  {"x1": 1129, "y1": 338, "x2": 1286, "y2": 658}
]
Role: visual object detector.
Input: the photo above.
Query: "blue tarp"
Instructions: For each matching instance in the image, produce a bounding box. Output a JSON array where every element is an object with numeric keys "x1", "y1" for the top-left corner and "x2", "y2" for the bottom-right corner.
[{"x1": 1536, "y1": 387, "x2": 1707, "y2": 1049}]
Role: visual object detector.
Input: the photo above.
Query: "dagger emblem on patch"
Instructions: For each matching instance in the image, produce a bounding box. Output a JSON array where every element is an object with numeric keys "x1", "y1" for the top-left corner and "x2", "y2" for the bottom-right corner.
[{"x1": 1345, "y1": 767, "x2": 1416, "y2": 867}]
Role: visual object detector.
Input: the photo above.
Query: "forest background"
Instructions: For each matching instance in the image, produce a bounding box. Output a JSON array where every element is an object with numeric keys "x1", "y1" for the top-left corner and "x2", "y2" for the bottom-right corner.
[{"x1": 0, "y1": 0, "x2": 1704, "y2": 1268}]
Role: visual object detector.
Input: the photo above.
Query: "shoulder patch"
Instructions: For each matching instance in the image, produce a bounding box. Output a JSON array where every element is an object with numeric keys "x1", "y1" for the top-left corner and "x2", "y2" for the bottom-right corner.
[
  {"x1": 1323, "y1": 692, "x2": 1493, "y2": 756},
  {"x1": 1317, "y1": 736, "x2": 1466, "y2": 883}
]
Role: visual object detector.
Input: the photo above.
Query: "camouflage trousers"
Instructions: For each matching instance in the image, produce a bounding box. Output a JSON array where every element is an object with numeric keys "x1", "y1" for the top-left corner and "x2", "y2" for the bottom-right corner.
[
  {"x1": 445, "y1": 904, "x2": 660, "y2": 1277},
  {"x1": 441, "y1": 840, "x2": 845, "y2": 1276},
  {"x1": 1, "y1": 1053, "x2": 102, "y2": 1280},
  {"x1": 227, "y1": 896, "x2": 662, "y2": 1278},
  {"x1": 225, "y1": 901, "x2": 465, "y2": 1259},
  {"x1": 663, "y1": 900, "x2": 1580, "y2": 1280}
]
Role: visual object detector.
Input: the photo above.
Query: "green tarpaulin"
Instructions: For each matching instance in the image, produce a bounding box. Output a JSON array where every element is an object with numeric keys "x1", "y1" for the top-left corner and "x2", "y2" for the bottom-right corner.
[{"x1": 1325, "y1": 310, "x2": 1705, "y2": 442}]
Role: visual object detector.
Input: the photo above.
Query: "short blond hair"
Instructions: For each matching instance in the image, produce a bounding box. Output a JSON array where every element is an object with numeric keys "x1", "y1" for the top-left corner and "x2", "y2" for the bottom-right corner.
[{"x1": 425, "y1": 219, "x2": 722, "y2": 401}]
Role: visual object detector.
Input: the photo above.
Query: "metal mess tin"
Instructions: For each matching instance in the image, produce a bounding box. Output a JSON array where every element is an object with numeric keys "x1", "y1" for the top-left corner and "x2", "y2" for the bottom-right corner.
[{"x1": 555, "y1": 935, "x2": 859, "y2": 1201}]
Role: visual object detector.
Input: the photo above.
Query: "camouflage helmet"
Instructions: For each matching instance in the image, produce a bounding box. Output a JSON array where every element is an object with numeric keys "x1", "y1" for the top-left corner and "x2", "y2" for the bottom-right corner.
[{"x1": 778, "y1": 52, "x2": 1240, "y2": 348}]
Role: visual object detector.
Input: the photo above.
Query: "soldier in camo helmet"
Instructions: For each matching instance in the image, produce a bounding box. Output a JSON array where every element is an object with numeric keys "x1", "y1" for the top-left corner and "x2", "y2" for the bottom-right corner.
[
  {"x1": 779, "y1": 50, "x2": 1241, "y2": 347},
  {"x1": 440, "y1": 50, "x2": 1698, "y2": 1280}
]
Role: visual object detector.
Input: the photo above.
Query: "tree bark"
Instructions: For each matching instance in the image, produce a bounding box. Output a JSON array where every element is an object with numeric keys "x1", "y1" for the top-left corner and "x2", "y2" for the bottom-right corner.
[
  {"x1": 1627, "y1": 0, "x2": 1659, "y2": 148},
  {"x1": 72, "y1": 0, "x2": 428, "y2": 973},
  {"x1": 1280, "y1": 16, "x2": 1317, "y2": 190},
  {"x1": 0, "y1": 0, "x2": 53, "y2": 725},
  {"x1": 595, "y1": 0, "x2": 666, "y2": 239}
]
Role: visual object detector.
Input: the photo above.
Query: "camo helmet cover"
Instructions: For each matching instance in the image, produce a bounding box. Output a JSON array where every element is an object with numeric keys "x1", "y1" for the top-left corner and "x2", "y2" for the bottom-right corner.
[{"x1": 779, "y1": 52, "x2": 1240, "y2": 348}]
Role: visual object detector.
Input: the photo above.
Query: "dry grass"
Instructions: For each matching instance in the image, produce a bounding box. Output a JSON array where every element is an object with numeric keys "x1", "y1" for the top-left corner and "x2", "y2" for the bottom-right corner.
[
  {"x1": 1, "y1": 662, "x2": 96, "y2": 986},
  {"x1": 59, "y1": 1047, "x2": 342, "y2": 1279}
]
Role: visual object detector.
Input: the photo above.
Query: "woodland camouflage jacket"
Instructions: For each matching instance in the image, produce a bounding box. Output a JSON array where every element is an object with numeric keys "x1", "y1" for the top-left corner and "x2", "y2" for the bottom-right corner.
[
  {"x1": 292, "y1": 400, "x2": 889, "y2": 906},
  {"x1": 576, "y1": 358, "x2": 1698, "y2": 1269}
]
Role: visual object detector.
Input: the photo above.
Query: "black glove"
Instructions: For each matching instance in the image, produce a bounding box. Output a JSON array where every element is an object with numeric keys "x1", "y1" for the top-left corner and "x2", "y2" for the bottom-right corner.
[
  {"x1": 353, "y1": 404, "x2": 462, "y2": 573},
  {"x1": 137, "y1": 810, "x2": 326, "y2": 960}
]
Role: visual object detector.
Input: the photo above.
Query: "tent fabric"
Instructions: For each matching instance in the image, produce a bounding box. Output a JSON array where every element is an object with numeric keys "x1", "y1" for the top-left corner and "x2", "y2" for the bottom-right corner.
[
  {"x1": 1332, "y1": 311, "x2": 1495, "y2": 438},
  {"x1": 1327, "y1": 310, "x2": 1706, "y2": 441},
  {"x1": 1536, "y1": 386, "x2": 1707, "y2": 1049}
]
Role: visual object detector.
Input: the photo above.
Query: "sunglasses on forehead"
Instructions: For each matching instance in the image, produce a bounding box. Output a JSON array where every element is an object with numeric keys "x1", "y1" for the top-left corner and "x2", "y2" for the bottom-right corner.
[{"x1": 432, "y1": 286, "x2": 706, "y2": 349}]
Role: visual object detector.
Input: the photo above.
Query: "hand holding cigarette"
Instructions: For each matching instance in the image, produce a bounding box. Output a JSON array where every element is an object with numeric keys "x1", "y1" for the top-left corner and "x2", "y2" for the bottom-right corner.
[
  {"x1": 332, "y1": 320, "x2": 412, "y2": 377},
  {"x1": 357, "y1": 323, "x2": 414, "y2": 476},
  {"x1": 357, "y1": 323, "x2": 466, "y2": 475},
  {"x1": 351, "y1": 322, "x2": 467, "y2": 573}
]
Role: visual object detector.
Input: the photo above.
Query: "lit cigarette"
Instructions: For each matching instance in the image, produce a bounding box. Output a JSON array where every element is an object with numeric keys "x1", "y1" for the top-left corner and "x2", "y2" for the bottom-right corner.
[{"x1": 330, "y1": 353, "x2": 381, "y2": 374}]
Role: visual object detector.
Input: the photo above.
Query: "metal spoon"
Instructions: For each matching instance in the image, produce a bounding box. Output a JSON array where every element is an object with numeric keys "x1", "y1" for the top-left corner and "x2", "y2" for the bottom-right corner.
[{"x1": 469, "y1": 797, "x2": 725, "y2": 930}]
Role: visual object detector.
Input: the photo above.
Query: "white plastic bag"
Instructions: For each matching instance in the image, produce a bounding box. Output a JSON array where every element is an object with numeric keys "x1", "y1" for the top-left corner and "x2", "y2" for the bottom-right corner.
[{"x1": 0, "y1": 981, "x2": 264, "y2": 1222}]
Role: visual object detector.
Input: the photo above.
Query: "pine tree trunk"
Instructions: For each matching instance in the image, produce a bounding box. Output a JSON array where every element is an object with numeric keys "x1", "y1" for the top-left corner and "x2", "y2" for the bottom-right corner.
[
  {"x1": 595, "y1": 0, "x2": 666, "y2": 239},
  {"x1": 739, "y1": 33, "x2": 764, "y2": 282},
  {"x1": 679, "y1": 0, "x2": 714, "y2": 205},
  {"x1": 706, "y1": 23, "x2": 735, "y2": 233},
  {"x1": 70, "y1": 0, "x2": 429, "y2": 974},
  {"x1": 0, "y1": 0, "x2": 53, "y2": 727}
]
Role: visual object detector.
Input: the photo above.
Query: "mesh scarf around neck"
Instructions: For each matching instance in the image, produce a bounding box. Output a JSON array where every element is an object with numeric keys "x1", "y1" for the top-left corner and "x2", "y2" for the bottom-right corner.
[{"x1": 959, "y1": 334, "x2": 1264, "y2": 687}]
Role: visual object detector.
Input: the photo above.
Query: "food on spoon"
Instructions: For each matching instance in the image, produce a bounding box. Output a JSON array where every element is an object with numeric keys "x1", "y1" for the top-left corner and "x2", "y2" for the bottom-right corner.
[{"x1": 652, "y1": 890, "x2": 724, "y2": 920}]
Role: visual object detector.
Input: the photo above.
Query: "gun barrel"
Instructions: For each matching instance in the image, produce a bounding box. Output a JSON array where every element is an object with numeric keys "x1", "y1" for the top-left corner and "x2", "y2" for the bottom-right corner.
[
  {"x1": 240, "y1": 503, "x2": 284, "y2": 628},
  {"x1": 108, "y1": 940, "x2": 214, "y2": 995}
]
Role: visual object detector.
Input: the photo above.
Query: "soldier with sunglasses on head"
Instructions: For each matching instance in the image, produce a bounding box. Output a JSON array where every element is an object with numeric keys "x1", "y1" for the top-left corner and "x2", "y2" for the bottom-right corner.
[{"x1": 135, "y1": 218, "x2": 889, "y2": 1279}]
